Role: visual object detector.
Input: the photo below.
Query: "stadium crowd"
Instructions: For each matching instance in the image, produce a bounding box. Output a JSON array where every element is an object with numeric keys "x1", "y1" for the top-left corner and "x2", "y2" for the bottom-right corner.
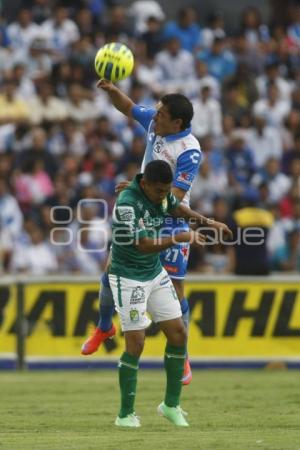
[{"x1": 0, "y1": 0, "x2": 300, "y2": 275}]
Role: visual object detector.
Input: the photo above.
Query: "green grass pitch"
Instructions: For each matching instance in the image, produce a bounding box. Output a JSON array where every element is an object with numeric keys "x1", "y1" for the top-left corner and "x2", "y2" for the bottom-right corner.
[{"x1": 1, "y1": 369, "x2": 300, "y2": 450}]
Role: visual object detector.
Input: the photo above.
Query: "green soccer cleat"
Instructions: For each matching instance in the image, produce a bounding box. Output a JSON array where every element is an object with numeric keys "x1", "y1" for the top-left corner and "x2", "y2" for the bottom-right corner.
[
  {"x1": 157, "y1": 402, "x2": 189, "y2": 427},
  {"x1": 115, "y1": 413, "x2": 141, "y2": 427}
]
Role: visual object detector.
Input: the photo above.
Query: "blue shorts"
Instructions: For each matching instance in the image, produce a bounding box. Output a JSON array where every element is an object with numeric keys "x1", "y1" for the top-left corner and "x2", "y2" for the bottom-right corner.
[{"x1": 159, "y1": 217, "x2": 190, "y2": 280}]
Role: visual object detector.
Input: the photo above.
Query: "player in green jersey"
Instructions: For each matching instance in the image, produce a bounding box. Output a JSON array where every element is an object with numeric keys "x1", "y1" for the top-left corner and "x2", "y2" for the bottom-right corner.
[{"x1": 110, "y1": 160, "x2": 230, "y2": 428}]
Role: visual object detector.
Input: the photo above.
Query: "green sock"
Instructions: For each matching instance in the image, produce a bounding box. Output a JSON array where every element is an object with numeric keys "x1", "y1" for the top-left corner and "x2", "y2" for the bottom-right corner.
[
  {"x1": 164, "y1": 344, "x2": 186, "y2": 407},
  {"x1": 118, "y1": 352, "x2": 139, "y2": 418}
]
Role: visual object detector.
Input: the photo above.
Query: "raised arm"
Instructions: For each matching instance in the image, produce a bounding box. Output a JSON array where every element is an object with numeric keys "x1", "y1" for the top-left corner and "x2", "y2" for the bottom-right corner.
[{"x1": 97, "y1": 79, "x2": 135, "y2": 117}]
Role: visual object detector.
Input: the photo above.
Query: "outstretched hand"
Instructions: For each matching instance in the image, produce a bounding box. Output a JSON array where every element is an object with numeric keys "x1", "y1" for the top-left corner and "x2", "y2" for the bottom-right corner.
[
  {"x1": 212, "y1": 221, "x2": 233, "y2": 240},
  {"x1": 96, "y1": 79, "x2": 115, "y2": 91}
]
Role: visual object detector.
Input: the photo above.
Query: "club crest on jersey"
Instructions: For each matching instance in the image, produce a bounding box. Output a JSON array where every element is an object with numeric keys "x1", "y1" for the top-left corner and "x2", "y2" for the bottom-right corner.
[
  {"x1": 180, "y1": 245, "x2": 189, "y2": 260},
  {"x1": 117, "y1": 206, "x2": 135, "y2": 222},
  {"x1": 130, "y1": 309, "x2": 139, "y2": 322},
  {"x1": 154, "y1": 139, "x2": 163, "y2": 153}
]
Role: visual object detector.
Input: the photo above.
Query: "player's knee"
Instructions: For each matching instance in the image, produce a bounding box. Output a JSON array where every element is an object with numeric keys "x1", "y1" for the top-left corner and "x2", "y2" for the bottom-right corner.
[
  {"x1": 126, "y1": 336, "x2": 145, "y2": 357},
  {"x1": 169, "y1": 321, "x2": 187, "y2": 347}
]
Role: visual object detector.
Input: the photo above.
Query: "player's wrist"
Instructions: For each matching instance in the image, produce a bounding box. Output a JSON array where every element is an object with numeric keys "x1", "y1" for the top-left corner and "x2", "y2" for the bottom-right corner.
[{"x1": 173, "y1": 231, "x2": 192, "y2": 244}]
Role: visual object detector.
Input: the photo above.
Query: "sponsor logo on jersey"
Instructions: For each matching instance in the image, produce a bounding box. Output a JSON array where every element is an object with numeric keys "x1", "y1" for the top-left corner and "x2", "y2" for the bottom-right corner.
[
  {"x1": 163, "y1": 265, "x2": 179, "y2": 273},
  {"x1": 190, "y1": 152, "x2": 200, "y2": 164},
  {"x1": 177, "y1": 171, "x2": 194, "y2": 185},
  {"x1": 130, "y1": 287, "x2": 145, "y2": 304}
]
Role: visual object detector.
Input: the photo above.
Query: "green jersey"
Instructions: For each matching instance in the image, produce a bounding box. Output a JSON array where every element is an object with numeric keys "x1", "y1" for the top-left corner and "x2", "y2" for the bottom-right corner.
[{"x1": 109, "y1": 174, "x2": 180, "y2": 281}]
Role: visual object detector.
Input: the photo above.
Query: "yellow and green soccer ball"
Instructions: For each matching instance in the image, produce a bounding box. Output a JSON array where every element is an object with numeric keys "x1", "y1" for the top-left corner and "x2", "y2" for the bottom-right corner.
[{"x1": 94, "y1": 42, "x2": 134, "y2": 82}]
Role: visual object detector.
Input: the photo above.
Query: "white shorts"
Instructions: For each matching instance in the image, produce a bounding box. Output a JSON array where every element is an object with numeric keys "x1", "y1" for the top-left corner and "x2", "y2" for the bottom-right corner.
[{"x1": 108, "y1": 268, "x2": 182, "y2": 331}]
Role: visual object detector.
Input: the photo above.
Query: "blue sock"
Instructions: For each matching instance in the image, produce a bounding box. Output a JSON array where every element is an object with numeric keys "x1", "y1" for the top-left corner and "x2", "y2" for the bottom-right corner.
[
  {"x1": 180, "y1": 298, "x2": 190, "y2": 332},
  {"x1": 97, "y1": 272, "x2": 115, "y2": 331}
]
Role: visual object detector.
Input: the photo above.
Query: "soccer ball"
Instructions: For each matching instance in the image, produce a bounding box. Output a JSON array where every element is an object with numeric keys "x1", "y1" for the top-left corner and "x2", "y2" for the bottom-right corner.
[{"x1": 94, "y1": 42, "x2": 134, "y2": 82}]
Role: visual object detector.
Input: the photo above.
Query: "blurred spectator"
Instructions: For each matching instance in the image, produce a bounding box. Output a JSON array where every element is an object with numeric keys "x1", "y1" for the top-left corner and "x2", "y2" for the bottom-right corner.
[
  {"x1": 202, "y1": 12, "x2": 225, "y2": 49},
  {"x1": 31, "y1": 0, "x2": 52, "y2": 25},
  {"x1": 128, "y1": 1, "x2": 165, "y2": 34},
  {"x1": 12, "y1": 62, "x2": 36, "y2": 100},
  {"x1": 26, "y1": 37, "x2": 53, "y2": 81},
  {"x1": 198, "y1": 37, "x2": 236, "y2": 82},
  {"x1": 224, "y1": 62, "x2": 259, "y2": 109},
  {"x1": 233, "y1": 34, "x2": 265, "y2": 75},
  {"x1": 28, "y1": 80, "x2": 68, "y2": 125},
  {"x1": 229, "y1": 191, "x2": 274, "y2": 275},
  {"x1": 246, "y1": 115, "x2": 282, "y2": 167},
  {"x1": 201, "y1": 196, "x2": 234, "y2": 273},
  {"x1": 256, "y1": 62, "x2": 293, "y2": 101},
  {"x1": 74, "y1": 7, "x2": 95, "y2": 36},
  {"x1": 199, "y1": 135, "x2": 226, "y2": 175},
  {"x1": 7, "y1": 8, "x2": 41, "y2": 58},
  {"x1": 155, "y1": 36, "x2": 196, "y2": 93},
  {"x1": 184, "y1": 60, "x2": 220, "y2": 100},
  {"x1": 287, "y1": 4, "x2": 300, "y2": 47},
  {"x1": 282, "y1": 133, "x2": 300, "y2": 175},
  {"x1": 253, "y1": 82, "x2": 291, "y2": 127},
  {"x1": 41, "y1": 3, "x2": 80, "y2": 59},
  {"x1": 0, "y1": 28, "x2": 12, "y2": 74},
  {"x1": 226, "y1": 133, "x2": 256, "y2": 193},
  {"x1": 222, "y1": 81, "x2": 249, "y2": 123},
  {"x1": 14, "y1": 158, "x2": 54, "y2": 210},
  {"x1": 240, "y1": 7, "x2": 270, "y2": 48},
  {"x1": 191, "y1": 85, "x2": 222, "y2": 138},
  {"x1": 0, "y1": 78, "x2": 30, "y2": 125},
  {"x1": 163, "y1": 6, "x2": 201, "y2": 53},
  {"x1": 103, "y1": 5, "x2": 132, "y2": 42},
  {"x1": 10, "y1": 224, "x2": 58, "y2": 274},
  {"x1": 15, "y1": 127, "x2": 58, "y2": 179},
  {"x1": 251, "y1": 157, "x2": 291, "y2": 203},
  {"x1": 140, "y1": 16, "x2": 163, "y2": 59},
  {"x1": 271, "y1": 226, "x2": 300, "y2": 271},
  {"x1": 190, "y1": 158, "x2": 228, "y2": 215},
  {"x1": 0, "y1": 177, "x2": 23, "y2": 239},
  {"x1": 65, "y1": 83, "x2": 99, "y2": 122}
]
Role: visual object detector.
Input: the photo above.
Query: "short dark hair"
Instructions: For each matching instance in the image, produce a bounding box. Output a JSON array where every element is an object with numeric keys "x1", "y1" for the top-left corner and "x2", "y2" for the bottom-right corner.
[
  {"x1": 161, "y1": 93, "x2": 193, "y2": 130},
  {"x1": 144, "y1": 160, "x2": 173, "y2": 184}
]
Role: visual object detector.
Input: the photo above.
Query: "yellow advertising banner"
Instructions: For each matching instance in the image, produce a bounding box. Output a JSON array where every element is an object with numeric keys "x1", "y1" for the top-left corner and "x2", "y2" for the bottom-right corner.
[{"x1": 1, "y1": 280, "x2": 300, "y2": 358}]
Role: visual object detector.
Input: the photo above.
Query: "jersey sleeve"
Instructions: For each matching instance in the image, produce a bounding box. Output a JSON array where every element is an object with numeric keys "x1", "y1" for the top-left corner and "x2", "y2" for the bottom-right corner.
[
  {"x1": 173, "y1": 149, "x2": 202, "y2": 191},
  {"x1": 113, "y1": 203, "x2": 147, "y2": 243},
  {"x1": 131, "y1": 105, "x2": 156, "y2": 130}
]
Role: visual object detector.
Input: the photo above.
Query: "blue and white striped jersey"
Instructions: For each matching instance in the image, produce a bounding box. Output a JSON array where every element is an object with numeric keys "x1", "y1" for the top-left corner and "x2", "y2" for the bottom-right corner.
[{"x1": 132, "y1": 105, "x2": 202, "y2": 206}]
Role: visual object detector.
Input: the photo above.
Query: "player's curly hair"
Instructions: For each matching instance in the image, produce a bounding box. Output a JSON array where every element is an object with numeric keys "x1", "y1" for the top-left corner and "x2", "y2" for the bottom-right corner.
[{"x1": 161, "y1": 93, "x2": 194, "y2": 130}]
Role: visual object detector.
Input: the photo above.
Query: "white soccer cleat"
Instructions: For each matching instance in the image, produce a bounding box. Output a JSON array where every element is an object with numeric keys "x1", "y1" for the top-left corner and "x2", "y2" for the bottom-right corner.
[
  {"x1": 115, "y1": 413, "x2": 141, "y2": 427},
  {"x1": 157, "y1": 402, "x2": 189, "y2": 427}
]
